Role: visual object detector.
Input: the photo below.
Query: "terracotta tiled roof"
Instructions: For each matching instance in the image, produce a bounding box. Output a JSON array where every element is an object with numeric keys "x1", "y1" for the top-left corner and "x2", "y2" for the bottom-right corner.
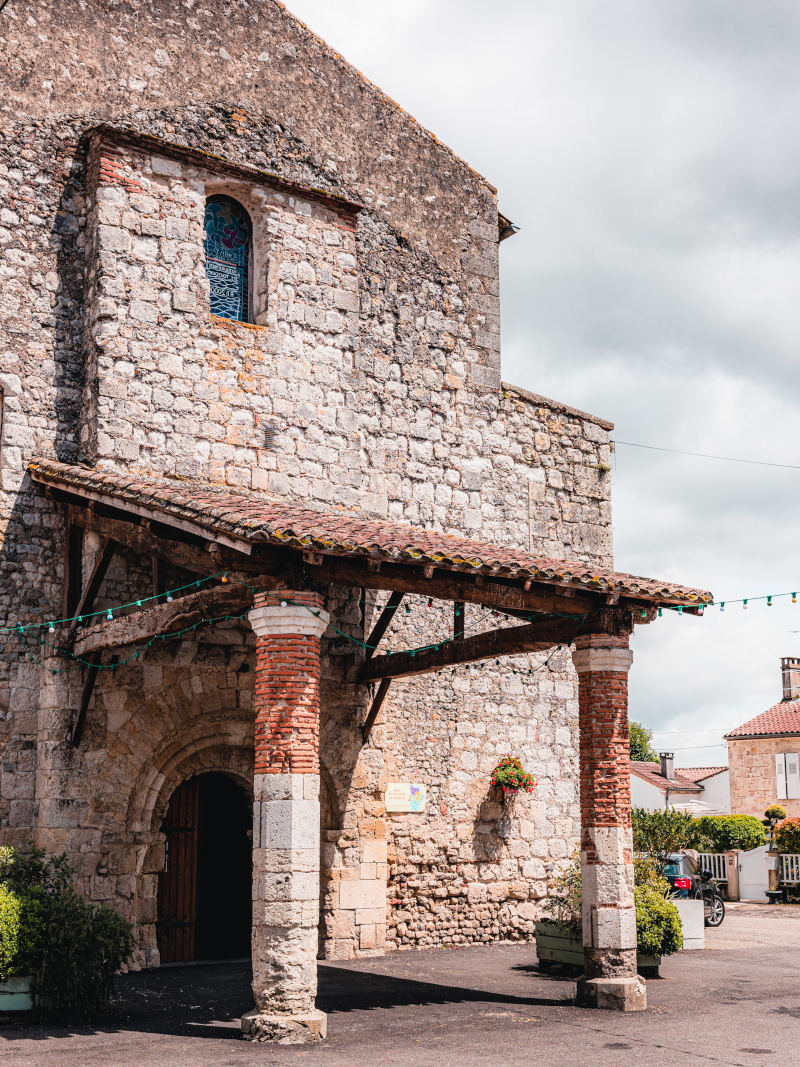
[
  {"x1": 679, "y1": 766, "x2": 727, "y2": 783},
  {"x1": 29, "y1": 458, "x2": 712, "y2": 606},
  {"x1": 725, "y1": 700, "x2": 800, "y2": 739},
  {"x1": 630, "y1": 761, "x2": 703, "y2": 793}
]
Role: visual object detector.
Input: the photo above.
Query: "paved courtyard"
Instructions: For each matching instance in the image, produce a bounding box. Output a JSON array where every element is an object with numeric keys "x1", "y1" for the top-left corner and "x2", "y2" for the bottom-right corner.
[{"x1": 1, "y1": 902, "x2": 799, "y2": 1066}]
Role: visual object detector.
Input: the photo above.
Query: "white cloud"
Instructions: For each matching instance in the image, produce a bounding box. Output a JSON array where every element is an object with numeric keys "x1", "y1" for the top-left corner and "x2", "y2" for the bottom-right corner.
[{"x1": 286, "y1": 0, "x2": 800, "y2": 767}]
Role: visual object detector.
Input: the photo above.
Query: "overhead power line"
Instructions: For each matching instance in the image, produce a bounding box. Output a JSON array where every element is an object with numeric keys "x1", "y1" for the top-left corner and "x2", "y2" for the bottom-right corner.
[{"x1": 612, "y1": 439, "x2": 800, "y2": 471}]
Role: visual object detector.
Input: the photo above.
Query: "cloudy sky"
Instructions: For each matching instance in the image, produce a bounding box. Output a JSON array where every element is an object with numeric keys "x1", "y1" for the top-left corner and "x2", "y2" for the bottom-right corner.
[{"x1": 288, "y1": 0, "x2": 800, "y2": 766}]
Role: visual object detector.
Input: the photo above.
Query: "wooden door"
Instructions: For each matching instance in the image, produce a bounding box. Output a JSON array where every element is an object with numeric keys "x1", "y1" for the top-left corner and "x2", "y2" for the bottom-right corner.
[{"x1": 156, "y1": 777, "x2": 200, "y2": 964}]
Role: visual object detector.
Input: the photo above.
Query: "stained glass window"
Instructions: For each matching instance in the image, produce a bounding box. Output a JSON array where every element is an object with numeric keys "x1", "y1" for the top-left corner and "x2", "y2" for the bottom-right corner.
[{"x1": 203, "y1": 195, "x2": 252, "y2": 322}]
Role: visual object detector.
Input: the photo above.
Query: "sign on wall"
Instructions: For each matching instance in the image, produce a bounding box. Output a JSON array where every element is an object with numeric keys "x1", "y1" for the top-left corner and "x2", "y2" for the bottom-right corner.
[{"x1": 385, "y1": 782, "x2": 427, "y2": 813}]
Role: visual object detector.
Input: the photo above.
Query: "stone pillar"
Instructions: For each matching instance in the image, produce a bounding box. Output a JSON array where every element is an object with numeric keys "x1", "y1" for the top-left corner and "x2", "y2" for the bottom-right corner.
[
  {"x1": 571, "y1": 632, "x2": 646, "y2": 1012},
  {"x1": 241, "y1": 590, "x2": 330, "y2": 1044}
]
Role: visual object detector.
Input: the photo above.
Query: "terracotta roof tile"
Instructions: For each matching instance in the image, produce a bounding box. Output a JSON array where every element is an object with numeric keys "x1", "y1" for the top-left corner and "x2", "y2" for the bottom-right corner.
[
  {"x1": 28, "y1": 458, "x2": 712, "y2": 606},
  {"x1": 726, "y1": 700, "x2": 800, "y2": 739},
  {"x1": 630, "y1": 761, "x2": 703, "y2": 793},
  {"x1": 679, "y1": 766, "x2": 727, "y2": 783}
]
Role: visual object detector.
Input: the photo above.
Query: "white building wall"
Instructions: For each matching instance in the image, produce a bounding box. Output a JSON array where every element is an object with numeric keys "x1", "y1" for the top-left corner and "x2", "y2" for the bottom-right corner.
[
  {"x1": 699, "y1": 770, "x2": 731, "y2": 814},
  {"x1": 630, "y1": 776, "x2": 666, "y2": 812}
]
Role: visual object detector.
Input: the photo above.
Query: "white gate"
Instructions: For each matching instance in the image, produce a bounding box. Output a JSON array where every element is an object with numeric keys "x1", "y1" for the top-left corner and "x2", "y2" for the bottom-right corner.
[
  {"x1": 698, "y1": 853, "x2": 727, "y2": 882},
  {"x1": 781, "y1": 854, "x2": 800, "y2": 884},
  {"x1": 738, "y1": 845, "x2": 769, "y2": 901}
]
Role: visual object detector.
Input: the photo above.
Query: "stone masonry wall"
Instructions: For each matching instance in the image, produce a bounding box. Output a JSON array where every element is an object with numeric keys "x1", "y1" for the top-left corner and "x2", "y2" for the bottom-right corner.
[
  {"x1": 0, "y1": 0, "x2": 615, "y2": 962},
  {"x1": 728, "y1": 737, "x2": 800, "y2": 819}
]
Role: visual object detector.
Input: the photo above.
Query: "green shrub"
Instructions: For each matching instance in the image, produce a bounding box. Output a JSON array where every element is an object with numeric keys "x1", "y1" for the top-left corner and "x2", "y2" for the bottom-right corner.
[
  {"x1": 543, "y1": 853, "x2": 682, "y2": 956},
  {"x1": 634, "y1": 884, "x2": 683, "y2": 958},
  {"x1": 632, "y1": 807, "x2": 694, "y2": 870},
  {"x1": 690, "y1": 815, "x2": 767, "y2": 853},
  {"x1": 35, "y1": 889, "x2": 134, "y2": 1023},
  {"x1": 0, "y1": 844, "x2": 133, "y2": 1022},
  {"x1": 774, "y1": 817, "x2": 800, "y2": 855},
  {"x1": 0, "y1": 885, "x2": 48, "y2": 981}
]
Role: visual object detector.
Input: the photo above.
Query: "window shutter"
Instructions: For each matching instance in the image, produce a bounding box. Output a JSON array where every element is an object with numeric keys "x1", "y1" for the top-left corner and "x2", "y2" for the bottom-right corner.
[
  {"x1": 787, "y1": 753, "x2": 800, "y2": 800},
  {"x1": 776, "y1": 753, "x2": 788, "y2": 799}
]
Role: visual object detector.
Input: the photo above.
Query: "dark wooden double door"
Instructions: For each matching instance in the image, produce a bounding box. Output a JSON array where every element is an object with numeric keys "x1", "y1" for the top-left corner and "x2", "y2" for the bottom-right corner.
[{"x1": 156, "y1": 772, "x2": 252, "y2": 964}]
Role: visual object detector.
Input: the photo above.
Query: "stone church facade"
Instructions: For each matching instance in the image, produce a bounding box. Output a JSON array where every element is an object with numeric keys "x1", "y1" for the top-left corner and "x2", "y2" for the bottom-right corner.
[{"x1": 0, "y1": 0, "x2": 707, "y2": 1041}]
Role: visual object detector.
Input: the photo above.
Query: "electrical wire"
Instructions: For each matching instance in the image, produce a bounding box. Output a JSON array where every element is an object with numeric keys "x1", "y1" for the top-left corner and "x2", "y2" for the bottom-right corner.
[{"x1": 613, "y1": 439, "x2": 800, "y2": 471}]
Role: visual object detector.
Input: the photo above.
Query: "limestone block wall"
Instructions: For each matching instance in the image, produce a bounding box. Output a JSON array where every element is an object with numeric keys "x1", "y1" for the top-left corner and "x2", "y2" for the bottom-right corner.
[{"x1": 728, "y1": 737, "x2": 800, "y2": 818}]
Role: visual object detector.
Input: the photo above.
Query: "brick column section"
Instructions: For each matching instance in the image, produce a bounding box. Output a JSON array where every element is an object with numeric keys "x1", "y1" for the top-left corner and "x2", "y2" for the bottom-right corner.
[
  {"x1": 571, "y1": 632, "x2": 646, "y2": 1012},
  {"x1": 241, "y1": 590, "x2": 330, "y2": 1045}
]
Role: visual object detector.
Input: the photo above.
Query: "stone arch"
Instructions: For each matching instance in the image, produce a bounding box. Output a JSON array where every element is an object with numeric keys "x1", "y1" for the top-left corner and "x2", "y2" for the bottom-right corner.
[{"x1": 88, "y1": 659, "x2": 254, "y2": 968}]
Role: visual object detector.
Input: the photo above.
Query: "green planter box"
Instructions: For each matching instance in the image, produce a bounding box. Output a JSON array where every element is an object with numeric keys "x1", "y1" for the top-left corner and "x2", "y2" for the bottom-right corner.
[
  {"x1": 535, "y1": 921, "x2": 660, "y2": 976},
  {"x1": 0, "y1": 975, "x2": 34, "y2": 1012}
]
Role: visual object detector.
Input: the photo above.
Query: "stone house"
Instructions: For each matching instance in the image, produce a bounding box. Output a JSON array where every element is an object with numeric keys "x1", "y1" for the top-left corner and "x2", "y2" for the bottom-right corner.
[
  {"x1": 0, "y1": 0, "x2": 709, "y2": 1041},
  {"x1": 726, "y1": 658, "x2": 800, "y2": 818},
  {"x1": 631, "y1": 753, "x2": 729, "y2": 815}
]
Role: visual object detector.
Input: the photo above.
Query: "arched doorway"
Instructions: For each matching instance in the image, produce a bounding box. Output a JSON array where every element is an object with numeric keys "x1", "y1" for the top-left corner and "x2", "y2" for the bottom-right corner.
[{"x1": 156, "y1": 772, "x2": 252, "y2": 964}]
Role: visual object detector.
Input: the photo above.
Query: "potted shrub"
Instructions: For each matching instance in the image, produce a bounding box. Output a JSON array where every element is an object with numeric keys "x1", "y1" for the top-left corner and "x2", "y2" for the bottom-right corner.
[
  {"x1": 536, "y1": 854, "x2": 682, "y2": 976},
  {"x1": 0, "y1": 844, "x2": 133, "y2": 1021},
  {"x1": 490, "y1": 756, "x2": 536, "y2": 801}
]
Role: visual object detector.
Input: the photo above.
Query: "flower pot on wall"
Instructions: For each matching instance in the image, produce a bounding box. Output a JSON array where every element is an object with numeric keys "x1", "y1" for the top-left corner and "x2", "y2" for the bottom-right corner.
[{"x1": 0, "y1": 975, "x2": 34, "y2": 1012}]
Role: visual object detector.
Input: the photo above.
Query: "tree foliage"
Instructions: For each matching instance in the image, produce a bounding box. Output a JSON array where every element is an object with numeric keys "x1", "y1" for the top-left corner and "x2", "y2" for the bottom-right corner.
[
  {"x1": 629, "y1": 721, "x2": 657, "y2": 762},
  {"x1": 632, "y1": 806, "x2": 694, "y2": 870}
]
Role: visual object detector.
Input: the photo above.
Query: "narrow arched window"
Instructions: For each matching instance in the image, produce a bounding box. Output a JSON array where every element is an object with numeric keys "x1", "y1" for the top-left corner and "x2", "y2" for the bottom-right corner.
[{"x1": 203, "y1": 195, "x2": 252, "y2": 322}]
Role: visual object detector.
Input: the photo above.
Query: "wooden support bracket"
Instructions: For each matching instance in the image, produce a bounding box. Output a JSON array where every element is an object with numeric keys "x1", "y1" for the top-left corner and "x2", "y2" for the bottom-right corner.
[
  {"x1": 363, "y1": 592, "x2": 404, "y2": 662},
  {"x1": 361, "y1": 678, "x2": 392, "y2": 743},
  {"x1": 66, "y1": 538, "x2": 116, "y2": 645}
]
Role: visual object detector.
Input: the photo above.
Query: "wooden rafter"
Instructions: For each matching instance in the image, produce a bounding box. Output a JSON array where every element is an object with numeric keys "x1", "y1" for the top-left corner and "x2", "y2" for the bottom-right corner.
[
  {"x1": 63, "y1": 503, "x2": 246, "y2": 577},
  {"x1": 359, "y1": 617, "x2": 580, "y2": 682},
  {"x1": 311, "y1": 557, "x2": 614, "y2": 618}
]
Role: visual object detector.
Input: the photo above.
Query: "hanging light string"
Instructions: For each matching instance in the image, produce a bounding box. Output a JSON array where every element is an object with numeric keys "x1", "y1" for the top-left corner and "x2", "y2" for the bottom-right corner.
[
  {"x1": 658, "y1": 588, "x2": 800, "y2": 617},
  {"x1": 8, "y1": 567, "x2": 586, "y2": 675},
  {"x1": 16, "y1": 610, "x2": 252, "y2": 675},
  {"x1": 0, "y1": 571, "x2": 232, "y2": 635}
]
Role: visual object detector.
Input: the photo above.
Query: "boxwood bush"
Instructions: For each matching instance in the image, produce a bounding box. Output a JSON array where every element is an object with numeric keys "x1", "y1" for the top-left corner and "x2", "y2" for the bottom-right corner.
[{"x1": 0, "y1": 844, "x2": 133, "y2": 1022}]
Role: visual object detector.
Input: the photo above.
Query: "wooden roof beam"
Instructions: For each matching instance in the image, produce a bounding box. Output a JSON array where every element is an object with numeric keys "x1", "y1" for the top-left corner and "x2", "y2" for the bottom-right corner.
[{"x1": 359, "y1": 617, "x2": 580, "y2": 682}]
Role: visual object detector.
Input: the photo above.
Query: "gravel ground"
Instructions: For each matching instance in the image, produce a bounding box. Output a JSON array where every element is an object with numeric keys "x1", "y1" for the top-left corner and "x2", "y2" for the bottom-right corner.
[{"x1": 2, "y1": 902, "x2": 799, "y2": 1066}]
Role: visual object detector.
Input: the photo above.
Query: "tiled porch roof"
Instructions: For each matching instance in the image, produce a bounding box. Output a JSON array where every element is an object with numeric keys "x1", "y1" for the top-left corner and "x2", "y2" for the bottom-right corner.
[{"x1": 29, "y1": 458, "x2": 712, "y2": 607}]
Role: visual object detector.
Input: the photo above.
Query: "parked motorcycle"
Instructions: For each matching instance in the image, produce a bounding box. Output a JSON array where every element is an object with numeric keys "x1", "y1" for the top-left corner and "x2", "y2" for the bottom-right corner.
[{"x1": 663, "y1": 852, "x2": 725, "y2": 927}]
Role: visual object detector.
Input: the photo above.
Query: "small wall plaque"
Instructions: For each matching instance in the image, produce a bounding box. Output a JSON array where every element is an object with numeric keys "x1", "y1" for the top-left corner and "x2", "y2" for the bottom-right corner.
[{"x1": 385, "y1": 782, "x2": 427, "y2": 813}]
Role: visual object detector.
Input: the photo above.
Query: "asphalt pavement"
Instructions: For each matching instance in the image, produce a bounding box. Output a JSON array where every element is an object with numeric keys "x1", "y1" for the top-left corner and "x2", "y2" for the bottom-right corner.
[{"x1": 1, "y1": 902, "x2": 799, "y2": 1066}]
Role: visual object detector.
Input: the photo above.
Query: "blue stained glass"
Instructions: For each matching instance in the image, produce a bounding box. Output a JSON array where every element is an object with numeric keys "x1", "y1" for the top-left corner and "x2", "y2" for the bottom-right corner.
[{"x1": 204, "y1": 195, "x2": 252, "y2": 322}]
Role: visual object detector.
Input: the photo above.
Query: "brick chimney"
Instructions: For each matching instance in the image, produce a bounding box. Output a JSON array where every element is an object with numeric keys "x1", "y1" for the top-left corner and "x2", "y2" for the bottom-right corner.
[
  {"x1": 660, "y1": 752, "x2": 674, "y2": 780},
  {"x1": 782, "y1": 657, "x2": 800, "y2": 701}
]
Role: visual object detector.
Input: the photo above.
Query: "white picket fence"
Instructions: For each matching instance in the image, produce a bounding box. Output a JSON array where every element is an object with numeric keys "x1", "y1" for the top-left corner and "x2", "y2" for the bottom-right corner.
[
  {"x1": 698, "y1": 853, "x2": 728, "y2": 882},
  {"x1": 780, "y1": 854, "x2": 800, "y2": 884}
]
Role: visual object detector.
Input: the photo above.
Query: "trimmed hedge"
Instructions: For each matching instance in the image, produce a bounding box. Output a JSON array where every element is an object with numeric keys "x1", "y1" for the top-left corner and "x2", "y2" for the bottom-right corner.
[{"x1": 689, "y1": 815, "x2": 766, "y2": 853}]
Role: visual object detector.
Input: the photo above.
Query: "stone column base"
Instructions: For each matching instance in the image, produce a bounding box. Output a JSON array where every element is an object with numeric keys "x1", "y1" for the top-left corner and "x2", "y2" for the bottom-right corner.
[
  {"x1": 241, "y1": 1008, "x2": 327, "y2": 1043},
  {"x1": 576, "y1": 976, "x2": 647, "y2": 1012}
]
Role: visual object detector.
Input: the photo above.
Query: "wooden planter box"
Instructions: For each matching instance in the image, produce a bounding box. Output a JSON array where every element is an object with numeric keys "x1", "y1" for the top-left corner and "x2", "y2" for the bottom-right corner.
[
  {"x1": 535, "y1": 920, "x2": 660, "y2": 976},
  {"x1": 0, "y1": 975, "x2": 34, "y2": 1012}
]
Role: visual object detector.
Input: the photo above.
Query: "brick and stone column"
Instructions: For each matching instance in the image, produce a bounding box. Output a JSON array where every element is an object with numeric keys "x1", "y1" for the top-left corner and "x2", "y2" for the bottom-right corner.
[
  {"x1": 571, "y1": 632, "x2": 646, "y2": 1012},
  {"x1": 241, "y1": 590, "x2": 330, "y2": 1044}
]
